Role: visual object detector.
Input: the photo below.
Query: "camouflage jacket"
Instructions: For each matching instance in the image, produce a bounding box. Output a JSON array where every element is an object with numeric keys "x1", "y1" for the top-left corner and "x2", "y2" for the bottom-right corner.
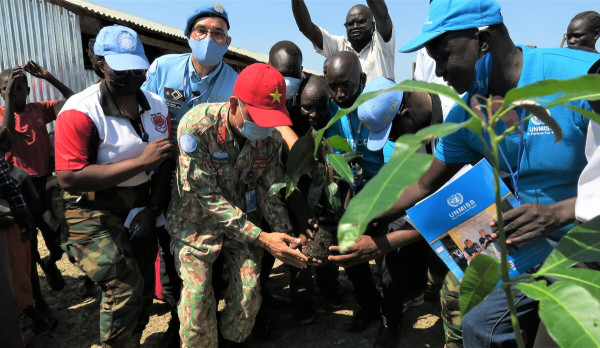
[{"x1": 167, "y1": 102, "x2": 292, "y2": 247}]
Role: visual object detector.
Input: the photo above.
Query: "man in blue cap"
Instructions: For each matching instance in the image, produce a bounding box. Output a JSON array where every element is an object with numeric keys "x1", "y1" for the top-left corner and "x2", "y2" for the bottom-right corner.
[
  {"x1": 327, "y1": 75, "x2": 443, "y2": 347},
  {"x1": 141, "y1": 3, "x2": 237, "y2": 346},
  {"x1": 142, "y1": 1, "x2": 236, "y2": 136},
  {"x1": 332, "y1": 0, "x2": 599, "y2": 346}
]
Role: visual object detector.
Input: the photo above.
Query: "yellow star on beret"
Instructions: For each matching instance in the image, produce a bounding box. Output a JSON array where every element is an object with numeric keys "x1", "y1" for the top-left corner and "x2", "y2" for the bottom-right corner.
[{"x1": 269, "y1": 88, "x2": 282, "y2": 104}]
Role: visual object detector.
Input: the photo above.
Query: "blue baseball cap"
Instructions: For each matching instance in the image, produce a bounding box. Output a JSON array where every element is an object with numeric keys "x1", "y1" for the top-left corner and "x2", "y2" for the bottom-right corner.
[
  {"x1": 399, "y1": 0, "x2": 503, "y2": 53},
  {"x1": 358, "y1": 76, "x2": 403, "y2": 151},
  {"x1": 184, "y1": 2, "x2": 230, "y2": 37},
  {"x1": 94, "y1": 25, "x2": 149, "y2": 71}
]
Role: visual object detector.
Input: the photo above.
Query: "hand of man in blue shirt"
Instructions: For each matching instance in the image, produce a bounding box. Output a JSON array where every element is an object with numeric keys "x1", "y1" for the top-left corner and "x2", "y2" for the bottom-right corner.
[{"x1": 490, "y1": 198, "x2": 577, "y2": 245}]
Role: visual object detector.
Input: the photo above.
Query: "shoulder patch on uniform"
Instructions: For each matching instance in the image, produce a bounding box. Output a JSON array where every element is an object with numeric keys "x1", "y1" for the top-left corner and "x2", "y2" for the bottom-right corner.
[{"x1": 179, "y1": 133, "x2": 198, "y2": 153}]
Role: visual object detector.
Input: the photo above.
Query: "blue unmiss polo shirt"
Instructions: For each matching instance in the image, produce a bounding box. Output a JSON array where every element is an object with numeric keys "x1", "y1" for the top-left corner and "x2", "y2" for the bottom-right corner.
[
  {"x1": 142, "y1": 53, "x2": 238, "y2": 137},
  {"x1": 325, "y1": 102, "x2": 395, "y2": 181},
  {"x1": 436, "y1": 45, "x2": 600, "y2": 239}
]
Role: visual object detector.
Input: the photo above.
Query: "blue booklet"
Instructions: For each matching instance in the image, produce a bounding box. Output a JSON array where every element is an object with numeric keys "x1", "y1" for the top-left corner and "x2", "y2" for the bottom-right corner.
[{"x1": 406, "y1": 160, "x2": 553, "y2": 280}]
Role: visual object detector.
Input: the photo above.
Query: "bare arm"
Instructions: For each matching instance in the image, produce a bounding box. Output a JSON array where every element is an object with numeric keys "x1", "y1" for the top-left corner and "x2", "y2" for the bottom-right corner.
[
  {"x1": 57, "y1": 138, "x2": 174, "y2": 191},
  {"x1": 276, "y1": 125, "x2": 299, "y2": 154},
  {"x1": 291, "y1": 0, "x2": 323, "y2": 50},
  {"x1": 24, "y1": 60, "x2": 74, "y2": 99},
  {"x1": 366, "y1": 0, "x2": 393, "y2": 42}
]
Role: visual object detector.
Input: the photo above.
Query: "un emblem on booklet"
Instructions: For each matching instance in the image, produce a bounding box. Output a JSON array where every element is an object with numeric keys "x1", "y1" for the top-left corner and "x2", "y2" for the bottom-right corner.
[{"x1": 447, "y1": 193, "x2": 464, "y2": 208}]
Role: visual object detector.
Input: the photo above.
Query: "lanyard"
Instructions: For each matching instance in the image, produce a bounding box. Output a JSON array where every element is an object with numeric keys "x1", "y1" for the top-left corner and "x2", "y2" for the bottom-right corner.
[
  {"x1": 183, "y1": 58, "x2": 224, "y2": 107},
  {"x1": 498, "y1": 109, "x2": 526, "y2": 202},
  {"x1": 346, "y1": 115, "x2": 363, "y2": 152}
]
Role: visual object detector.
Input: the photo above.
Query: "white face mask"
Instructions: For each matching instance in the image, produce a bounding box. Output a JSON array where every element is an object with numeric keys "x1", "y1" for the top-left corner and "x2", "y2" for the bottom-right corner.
[{"x1": 284, "y1": 76, "x2": 302, "y2": 100}]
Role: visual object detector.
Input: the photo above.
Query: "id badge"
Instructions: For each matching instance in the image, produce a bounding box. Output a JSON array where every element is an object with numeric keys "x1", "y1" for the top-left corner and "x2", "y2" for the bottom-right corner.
[{"x1": 244, "y1": 189, "x2": 258, "y2": 213}]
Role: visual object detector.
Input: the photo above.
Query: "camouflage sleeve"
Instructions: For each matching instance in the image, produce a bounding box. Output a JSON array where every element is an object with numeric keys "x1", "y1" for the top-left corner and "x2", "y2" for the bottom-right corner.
[
  {"x1": 178, "y1": 122, "x2": 262, "y2": 244},
  {"x1": 256, "y1": 135, "x2": 292, "y2": 234}
]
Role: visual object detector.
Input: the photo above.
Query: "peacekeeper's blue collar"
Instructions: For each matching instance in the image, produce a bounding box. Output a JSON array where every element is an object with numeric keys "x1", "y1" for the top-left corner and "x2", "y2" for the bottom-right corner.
[{"x1": 188, "y1": 57, "x2": 224, "y2": 86}]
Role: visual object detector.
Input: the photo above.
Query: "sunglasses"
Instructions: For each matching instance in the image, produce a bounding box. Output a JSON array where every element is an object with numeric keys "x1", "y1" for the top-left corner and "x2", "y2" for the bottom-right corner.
[{"x1": 111, "y1": 69, "x2": 147, "y2": 77}]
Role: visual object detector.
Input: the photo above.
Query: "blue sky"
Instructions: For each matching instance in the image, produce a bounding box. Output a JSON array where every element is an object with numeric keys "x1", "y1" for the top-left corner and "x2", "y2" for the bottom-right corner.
[{"x1": 88, "y1": 0, "x2": 599, "y2": 81}]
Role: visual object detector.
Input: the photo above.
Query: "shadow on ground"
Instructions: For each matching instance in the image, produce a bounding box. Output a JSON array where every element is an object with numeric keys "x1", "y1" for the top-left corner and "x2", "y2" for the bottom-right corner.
[{"x1": 28, "y1": 234, "x2": 444, "y2": 347}]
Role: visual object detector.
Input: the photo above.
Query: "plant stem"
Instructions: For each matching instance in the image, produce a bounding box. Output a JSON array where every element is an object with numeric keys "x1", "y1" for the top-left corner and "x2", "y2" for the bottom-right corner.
[{"x1": 489, "y1": 130, "x2": 526, "y2": 348}]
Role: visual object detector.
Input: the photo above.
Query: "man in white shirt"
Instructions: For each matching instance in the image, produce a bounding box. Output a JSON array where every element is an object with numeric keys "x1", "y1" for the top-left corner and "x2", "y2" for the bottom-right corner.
[
  {"x1": 291, "y1": 0, "x2": 395, "y2": 83},
  {"x1": 576, "y1": 59, "x2": 600, "y2": 223}
]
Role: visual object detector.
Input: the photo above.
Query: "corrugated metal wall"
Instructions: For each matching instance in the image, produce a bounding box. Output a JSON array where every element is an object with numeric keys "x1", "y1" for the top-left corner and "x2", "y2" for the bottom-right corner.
[{"x1": 0, "y1": 0, "x2": 86, "y2": 105}]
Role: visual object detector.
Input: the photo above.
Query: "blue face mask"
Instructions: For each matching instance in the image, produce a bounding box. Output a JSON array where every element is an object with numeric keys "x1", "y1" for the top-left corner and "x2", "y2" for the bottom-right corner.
[
  {"x1": 467, "y1": 52, "x2": 493, "y2": 95},
  {"x1": 188, "y1": 37, "x2": 228, "y2": 66},
  {"x1": 284, "y1": 77, "x2": 302, "y2": 100},
  {"x1": 236, "y1": 107, "x2": 273, "y2": 141}
]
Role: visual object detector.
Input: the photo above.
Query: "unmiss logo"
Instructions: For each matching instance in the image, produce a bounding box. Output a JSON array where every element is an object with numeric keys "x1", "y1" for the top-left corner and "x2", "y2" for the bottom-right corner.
[
  {"x1": 447, "y1": 193, "x2": 464, "y2": 208},
  {"x1": 117, "y1": 32, "x2": 136, "y2": 51},
  {"x1": 530, "y1": 116, "x2": 544, "y2": 126}
]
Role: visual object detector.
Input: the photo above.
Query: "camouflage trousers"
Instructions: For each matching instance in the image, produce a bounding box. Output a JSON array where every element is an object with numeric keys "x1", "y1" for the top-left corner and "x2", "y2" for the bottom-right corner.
[
  {"x1": 441, "y1": 271, "x2": 463, "y2": 348},
  {"x1": 62, "y1": 207, "x2": 143, "y2": 343},
  {"x1": 174, "y1": 236, "x2": 263, "y2": 348}
]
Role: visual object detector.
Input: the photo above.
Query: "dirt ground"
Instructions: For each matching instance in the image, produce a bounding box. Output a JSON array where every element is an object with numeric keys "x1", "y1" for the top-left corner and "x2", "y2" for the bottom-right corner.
[{"x1": 28, "y1": 234, "x2": 445, "y2": 348}]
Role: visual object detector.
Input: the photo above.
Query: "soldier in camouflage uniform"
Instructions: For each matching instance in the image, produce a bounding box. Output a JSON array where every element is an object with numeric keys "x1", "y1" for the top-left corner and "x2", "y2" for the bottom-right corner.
[
  {"x1": 441, "y1": 271, "x2": 463, "y2": 348},
  {"x1": 167, "y1": 63, "x2": 309, "y2": 348},
  {"x1": 54, "y1": 26, "x2": 175, "y2": 348}
]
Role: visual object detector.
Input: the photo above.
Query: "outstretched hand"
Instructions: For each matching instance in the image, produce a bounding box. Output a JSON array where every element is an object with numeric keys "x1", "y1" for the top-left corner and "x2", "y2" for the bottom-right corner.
[
  {"x1": 255, "y1": 232, "x2": 308, "y2": 269},
  {"x1": 24, "y1": 60, "x2": 51, "y2": 79},
  {"x1": 328, "y1": 234, "x2": 391, "y2": 267},
  {"x1": 490, "y1": 202, "x2": 569, "y2": 245}
]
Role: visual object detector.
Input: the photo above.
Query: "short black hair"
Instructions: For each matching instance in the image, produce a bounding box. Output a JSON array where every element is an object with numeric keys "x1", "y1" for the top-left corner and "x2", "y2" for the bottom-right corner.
[
  {"x1": 299, "y1": 75, "x2": 329, "y2": 101},
  {"x1": 572, "y1": 11, "x2": 600, "y2": 29},
  {"x1": 268, "y1": 40, "x2": 303, "y2": 63}
]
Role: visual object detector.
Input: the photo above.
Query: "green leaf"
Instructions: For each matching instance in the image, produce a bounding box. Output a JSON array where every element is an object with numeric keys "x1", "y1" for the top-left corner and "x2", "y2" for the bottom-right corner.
[
  {"x1": 314, "y1": 79, "x2": 475, "y2": 156},
  {"x1": 306, "y1": 165, "x2": 325, "y2": 209},
  {"x1": 287, "y1": 129, "x2": 317, "y2": 185},
  {"x1": 503, "y1": 75, "x2": 600, "y2": 107},
  {"x1": 284, "y1": 175, "x2": 296, "y2": 199},
  {"x1": 546, "y1": 91, "x2": 600, "y2": 109},
  {"x1": 562, "y1": 104, "x2": 600, "y2": 125},
  {"x1": 459, "y1": 254, "x2": 501, "y2": 317},
  {"x1": 535, "y1": 267, "x2": 600, "y2": 300},
  {"x1": 516, "y1": 281, "x2": 600, "y2": 348},
  {"x1": 327, "y1": 135, "x2": 352, "y2": 152},
  {"x1": 327, "y1": 153, "x2": 354, "y2": 185},
  {"x1": 335, "y1": 119, "x2": 478, "y2": 251},
  {"x1": 337, "y1": 150, "x2": 433, "y2": 251},
  {"x1": 539, "y1": 216, "x2": 600, "y2": 273},
  {"x1": 268, "y1": 182, "x2": 285, "y2": 196},
  {"x1": 340, "y1": 151, "x2": 363, "y2": 163},
  {"x1": 325, "y1": 182, "x2": 342, "y2": 214}
]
